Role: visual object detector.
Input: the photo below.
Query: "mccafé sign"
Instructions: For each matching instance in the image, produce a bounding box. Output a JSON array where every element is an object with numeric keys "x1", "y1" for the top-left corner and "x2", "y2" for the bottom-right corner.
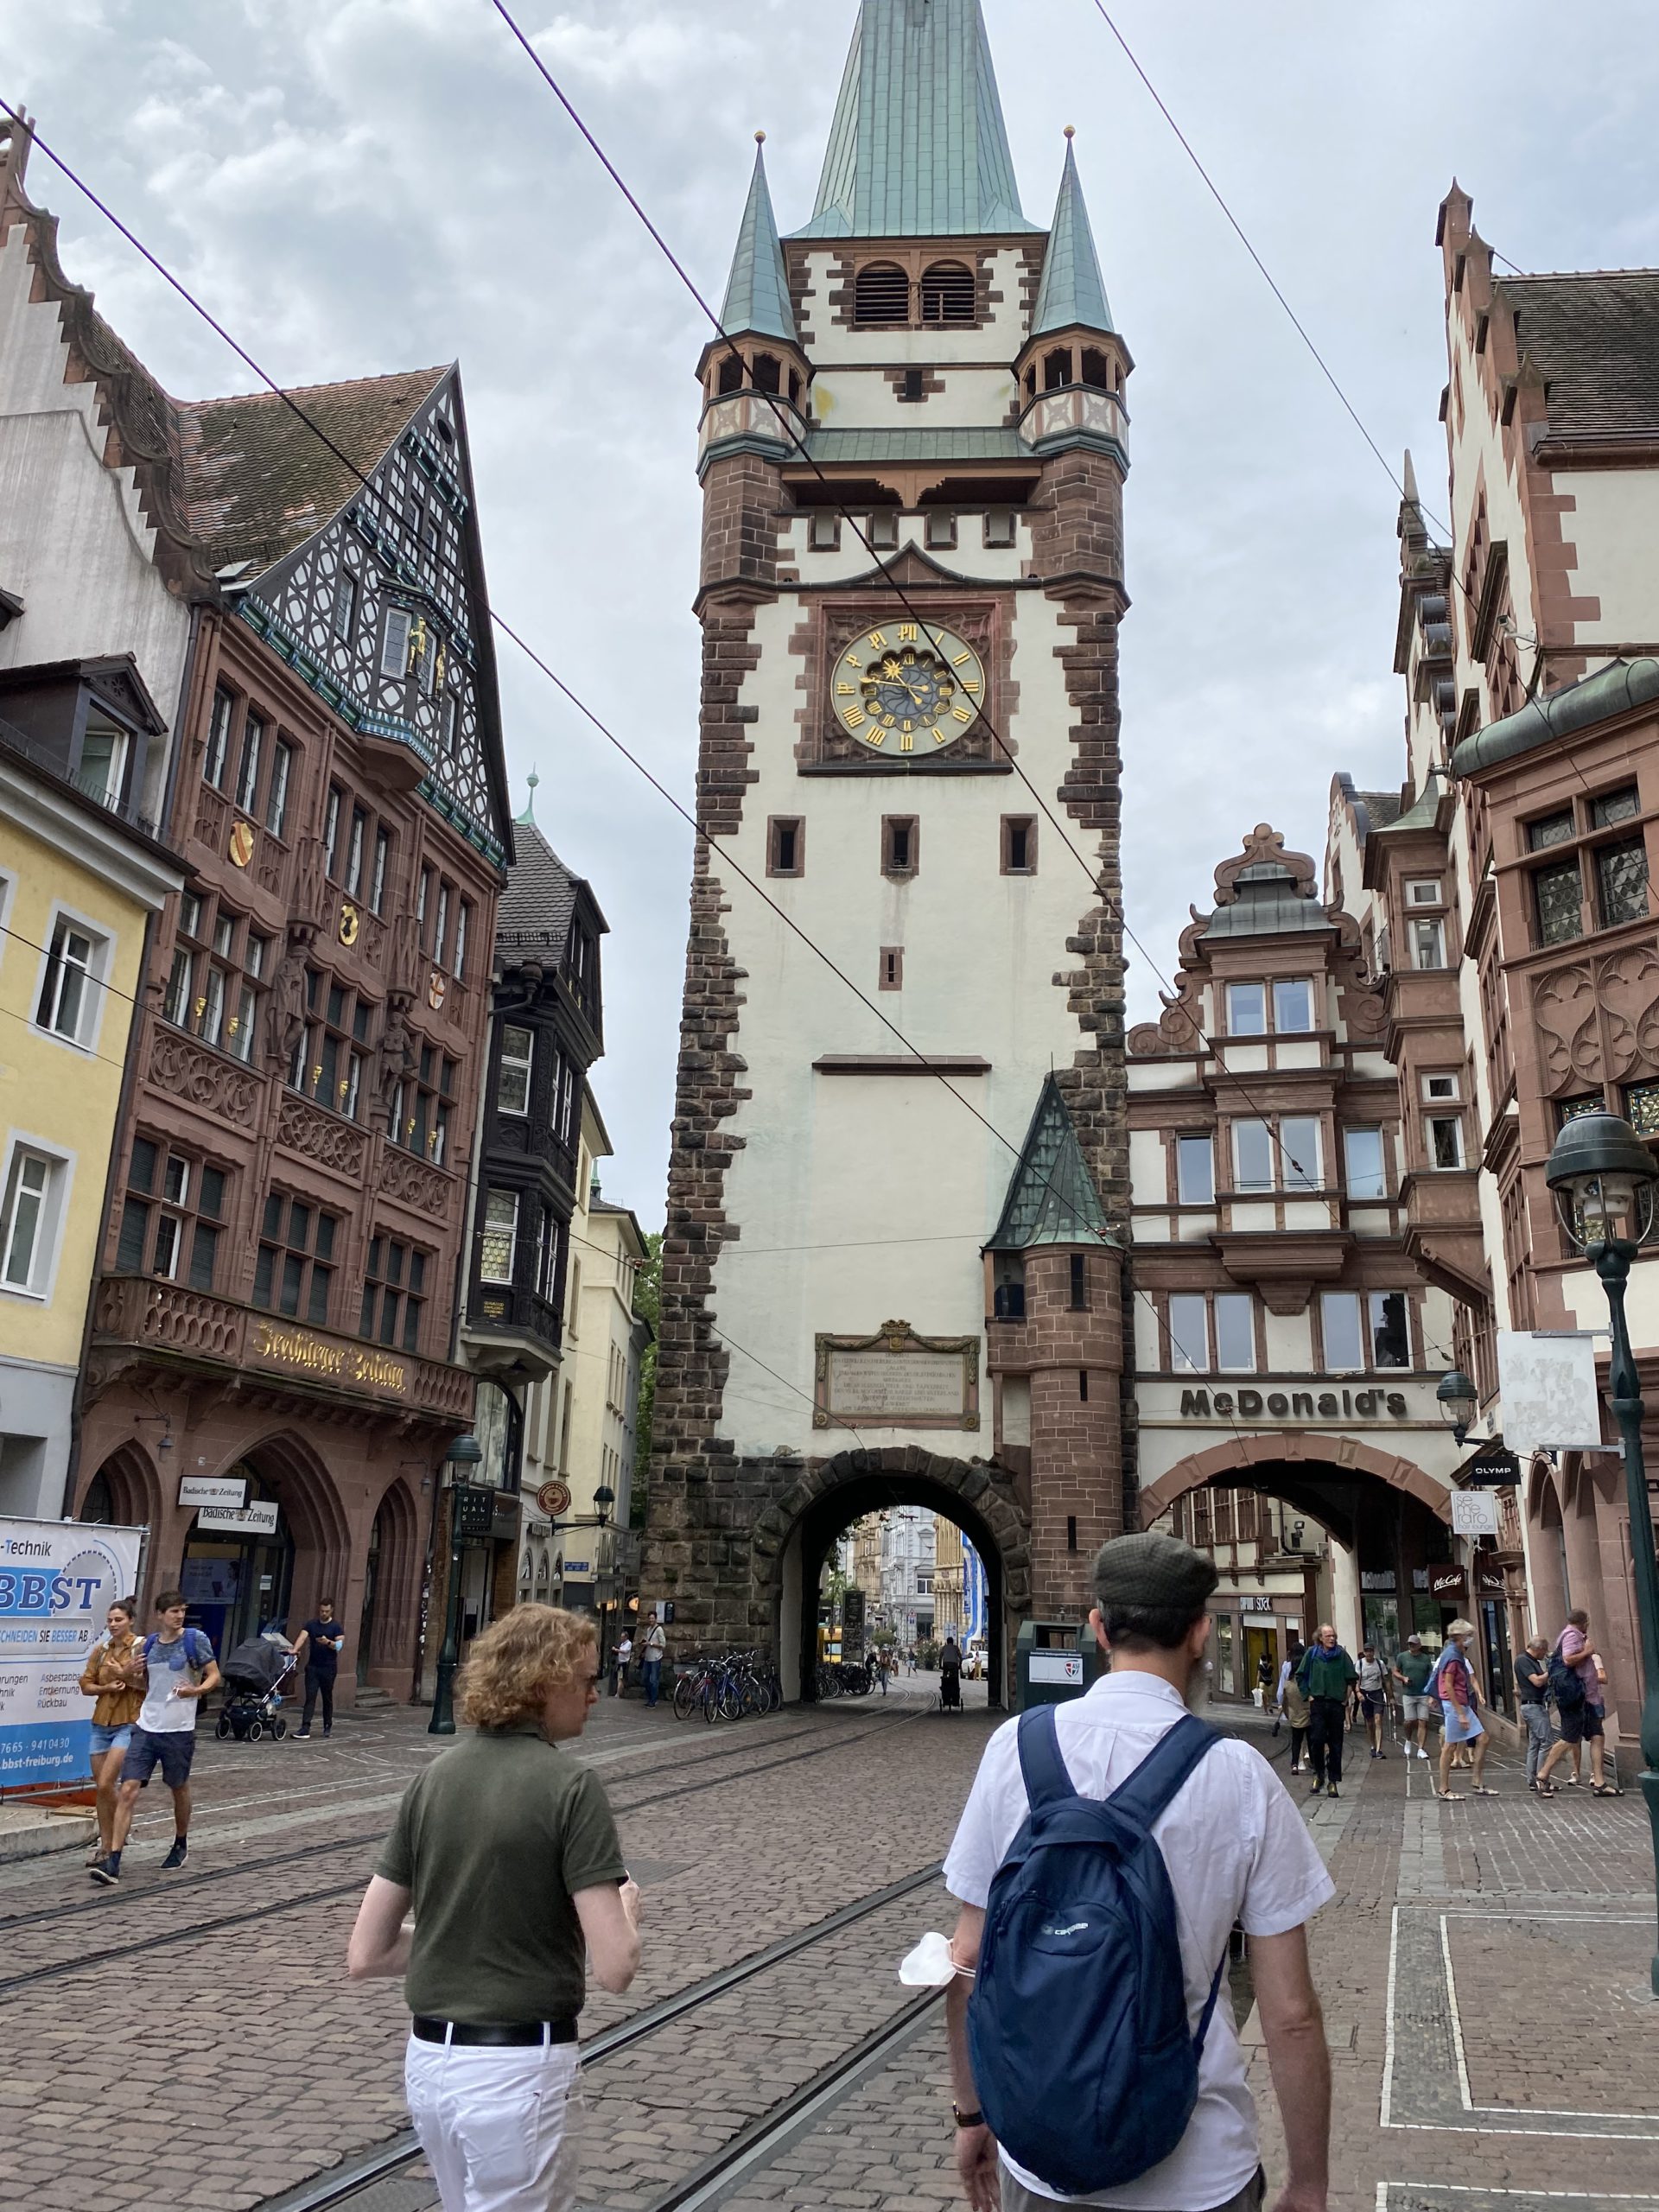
[{"x1": 1179, "y1": 1385, "x2": 1410, "y2": 1423}]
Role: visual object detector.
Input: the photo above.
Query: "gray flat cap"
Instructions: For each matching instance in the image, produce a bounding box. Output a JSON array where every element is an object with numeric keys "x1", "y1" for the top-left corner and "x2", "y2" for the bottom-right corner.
[{"x1": 1091, "y1": 1530, "x2": 1218, "y2": 1613}]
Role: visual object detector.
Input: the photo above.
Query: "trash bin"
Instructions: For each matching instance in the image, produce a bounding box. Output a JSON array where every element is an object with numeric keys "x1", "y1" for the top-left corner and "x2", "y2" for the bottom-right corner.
[{"x1": 1014, "y1": 1619, "x2": 1101, "y2": 1711}]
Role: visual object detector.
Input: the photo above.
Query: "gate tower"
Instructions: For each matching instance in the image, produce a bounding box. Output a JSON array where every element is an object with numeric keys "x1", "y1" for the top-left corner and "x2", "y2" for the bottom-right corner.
[{"x1": 648, "y1": 0, "x2": 1133, "y2": 1696}]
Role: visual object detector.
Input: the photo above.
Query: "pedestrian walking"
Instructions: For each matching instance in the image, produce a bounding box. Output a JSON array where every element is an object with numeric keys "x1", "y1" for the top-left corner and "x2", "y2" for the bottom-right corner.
[
  {"x1": 639, "y1": 1612, "x2": 667, "y2": 1708},
  {"x1": 1536, "y1": 1609, "x2": 1619, "y2": 1796},
  {"x1": 875, "y1": 1647, "x2": 890, "y2": 1695},
  {"x1": 1255, "y1": 1649, "x2": 1275, "y2": 1709},
  {"x1": 1356, "y1": 1645, "x2": 1388, "y2": 1760},
  {"x1": 1515, "y1": 1636, "x2": 1553, "y2": 1789},
  {"x1": 294, "y1": 1600, "x2": 345, "y2": 1739},
  {"x1": 1296, "y1": 1624, "x2": 1357, "y2": 1799},
  {"x1": 77, "y1": 1597, "x2": 143, "y2": 1866},
  {"x1": 940, "y1": 1636, "x2": 963, "y2": 1712},
  {"x1": 611, "y1": 1631, "x2": 632, "y2": 1696},
  {"x1": 90, "y1": 1591, "x2": 221, "y2": 1886},
  {"x1": 1276, "y1": 1640, "x2": 1310, "y2": 1777},
  {"x1": 1390, "y1": 1635, "x2": 1434, "y2": 1762},
  {"x1": 943, "y1": 1530, "x2": 1333, "y2": 2212},
  {"x1": 1433, "y1": 1619, "x2": 1494, "y2": 1800},
  {"x1": 347, "y1": 1605, "x2": 641, "y2": 2212}
]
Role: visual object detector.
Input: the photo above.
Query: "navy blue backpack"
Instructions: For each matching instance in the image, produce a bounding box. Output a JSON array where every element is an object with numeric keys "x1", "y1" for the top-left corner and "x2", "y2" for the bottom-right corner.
[{"x1": 967, "y1": 1706, "x2": 1225, "y2": 2196}]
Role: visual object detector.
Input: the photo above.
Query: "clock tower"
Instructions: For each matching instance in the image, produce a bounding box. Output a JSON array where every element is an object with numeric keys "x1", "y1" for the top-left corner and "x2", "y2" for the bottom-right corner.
[{"x1": 648, "y1": 0, "x2": 1132, "y2": 1701}]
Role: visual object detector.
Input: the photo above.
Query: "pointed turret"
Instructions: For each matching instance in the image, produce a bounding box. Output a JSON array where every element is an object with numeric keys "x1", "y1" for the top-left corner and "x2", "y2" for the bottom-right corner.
[
  {"x1": 985, "y1": 1078, "x2": 1116, "y2": 1251},
  {"x1": 719, "y1": 139, "x2": 798, "y2": 346},
  {"x1": 1030, "y1": 134, "x2": 1113, "y2": 338},
  {"x1": 796, "y1": 0, "x2": 1033, "y2": 238}
]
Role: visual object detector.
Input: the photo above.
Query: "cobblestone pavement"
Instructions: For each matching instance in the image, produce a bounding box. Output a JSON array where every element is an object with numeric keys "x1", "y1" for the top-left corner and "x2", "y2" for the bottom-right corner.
[{"x1": 4, "y1": 1692, "x2": 1656, "y2": 2212}]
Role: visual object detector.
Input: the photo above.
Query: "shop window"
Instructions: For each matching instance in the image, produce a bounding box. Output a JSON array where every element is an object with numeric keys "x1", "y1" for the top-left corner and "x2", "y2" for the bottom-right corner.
[
  {"x1": 1343, "y1": 1126, "x2": 1387, "y2": 1200},
  {"x1": 289, "y1": 974, "x2": 372, "y2": 1122},
  {"x1": 391, "y1": 1043, "x2": 458, "y2": 1166},
  {"x1": 498, "y1": 1025, "x2": 534, "y2": 1116},
  {"x1": 359, "y1": 1234, "x2": 429, "y2": 1354},
  {"x1": 252, "y1": 1195, "x2": 339, "y2": 1326},
  {"x1": 116, "y1": 1138, "x2": 226, "y2": 1292},
  {"x1": 1225, "y1": 981, "x2": 1267, "y2": 1036},
  {"x1": 1176, "y1": 1134, "x2": 1214, "y2": 1204}
]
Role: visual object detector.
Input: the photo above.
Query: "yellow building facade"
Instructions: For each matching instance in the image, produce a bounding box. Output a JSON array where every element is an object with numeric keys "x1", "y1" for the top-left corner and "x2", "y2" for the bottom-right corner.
[{"x1": 0, "y1": 741, "x2": 180, "y2": 1516}]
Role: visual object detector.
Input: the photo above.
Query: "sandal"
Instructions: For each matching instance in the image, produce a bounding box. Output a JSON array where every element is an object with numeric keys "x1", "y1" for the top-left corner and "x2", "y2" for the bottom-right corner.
[
  {"x1": 1437, "y1": 1789, "x2": 1466, "y2": 1801},
  {"x1": 1535, "y1": 1783, "x2": 1558, "y2": 1796},
  {"x1": 1592, "y1": 1783, "x2": 1623, "y2": 1797},
  {"x1": 1471, "y1": 1786, "x2": 1498, "y2": 1796}
]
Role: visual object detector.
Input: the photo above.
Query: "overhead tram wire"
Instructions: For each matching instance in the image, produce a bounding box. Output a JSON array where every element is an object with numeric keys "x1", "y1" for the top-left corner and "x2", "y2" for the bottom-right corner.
[
  {"x1": 0, "y1": 106, "x2": 1344, "y2": 1463},
  {"x1": 481, "y1": 4, "x2": 1469, "y2": 1200}
]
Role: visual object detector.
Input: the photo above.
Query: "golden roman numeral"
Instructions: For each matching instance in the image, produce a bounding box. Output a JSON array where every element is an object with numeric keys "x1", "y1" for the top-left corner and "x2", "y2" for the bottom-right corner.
[
  {"x1": 882, "y1": 714, "x2": 896, "y2": 728},
  {"x1": 901, "y1": 720, "x2": 913, "y2": 733},
  {"x1": 962, "y1": 682, "x2": 981, "y2": 694},
  {"x1": 952, "y1": 652, "x2": 971, "y2": 666},
  {"x1": 932, "y1": 728, "x2": 949, "y2": 744},
  {"x1": 898, "y1": 624, "x2": 917, "y2": 643},
  {"x1": 864, "y1": 729, "x2": 886, "y2": 747},
  {"x1": 952, "y1": 705, "x2": 972, "y2": 722},
  {"x1": 845, "y1": 708, "x2": 866, "y2": 728},
  {"x1": 845, "y1": 652, "x2": 861, "y2": 667},
  {"x1": 868, "y1": 630, "x2": 887, "y2": 649},
  {"x1": 837, "y1": 683, "x2": 855, "y2": 695},
  {"x1": 900, "y1": 729, "x2": 914, "y2": 753}
]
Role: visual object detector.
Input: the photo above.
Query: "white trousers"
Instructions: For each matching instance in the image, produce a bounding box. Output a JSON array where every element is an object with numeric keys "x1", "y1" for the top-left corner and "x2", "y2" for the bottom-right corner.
[{"x1": 404, "y1": 2035, "x2": 582, "y2": 2212}]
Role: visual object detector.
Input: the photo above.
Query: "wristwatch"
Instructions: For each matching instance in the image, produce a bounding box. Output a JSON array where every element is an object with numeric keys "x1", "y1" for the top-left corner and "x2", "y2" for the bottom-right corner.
[{"x1": 952, "y1": 2105, "x2": 985, "y2": 2129}]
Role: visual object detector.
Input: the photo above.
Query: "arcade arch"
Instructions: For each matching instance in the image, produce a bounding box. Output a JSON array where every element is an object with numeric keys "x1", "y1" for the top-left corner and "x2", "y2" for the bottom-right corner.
[{"x1": 752, "y1": 1448, "x2": 1029, "y2": 1708}]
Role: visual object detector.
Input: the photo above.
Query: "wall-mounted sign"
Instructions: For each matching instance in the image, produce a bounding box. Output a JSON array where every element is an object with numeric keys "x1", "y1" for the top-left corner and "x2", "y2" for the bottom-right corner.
[
  {"x1": 195, "y1": 1501, "x2": 280, "y2": 1537},
  {"x1": 452, "y1": 1485, "x2": 496, "y2": 1541},
  {"x1": 537, "y1": 1480, "x2": 572, "y2": 1518},
  {"x1": 1029, "y1": 1651, "x2": 1084, "y2": 1686},
  {"x1": 1463, "y1": 1449, "x2": 1521, "y2": 1487},
  {"x1": 1238, "y1": 1594, "x2": 1274, "y2": 1613},
  {"x1": 1451, "y1": 1491, "x2": 1501, "y2": 1538},
  {"x1": 1497, "y1": 1331, "x2": 1605, "y2": 1454},
  {"x1": 1178, "y1": 1386, "x2": 1410, "y2": 1424},
  {"x1": 253, "y1": 1319, "x2": 407, "y2": 1395},
  {"x1": 815, "y1": 1320, "x2": 980, "y2": 1431},
  {"x1": 563, "y1": 1560, "x2": 593, "y2": 1577},
  {"x1": 1427, "y1": 1567, "x2": 1467, "y2": 1600},
  {"x1": 179, "y1": 1477, "x2": 246, "y2": 1510},
  {"x1": 1359, "y1": 1571, "x2": 1397, "y2": 1593}
]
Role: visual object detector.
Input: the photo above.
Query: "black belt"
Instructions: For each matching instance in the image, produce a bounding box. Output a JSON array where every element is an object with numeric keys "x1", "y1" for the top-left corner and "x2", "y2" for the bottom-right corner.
[{"x1": 411, "y1": 2017, "x2": 578, "y2": 2047}]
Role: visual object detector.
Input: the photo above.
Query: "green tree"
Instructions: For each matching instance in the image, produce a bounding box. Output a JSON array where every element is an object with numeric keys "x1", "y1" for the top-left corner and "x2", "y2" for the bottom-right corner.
[{"x1": 629, "y1": 1230, "x2": 663, "y2": 1527}]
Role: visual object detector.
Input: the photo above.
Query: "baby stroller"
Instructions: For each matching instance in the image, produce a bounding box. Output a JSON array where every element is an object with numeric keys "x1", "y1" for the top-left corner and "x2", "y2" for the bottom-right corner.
[
  {"x1": 214, "y1": 1635, "x2": 297, "y2": 1741},
  {"x1": 938, "y1": 1666, "x2": 963, "y2": 1713}
]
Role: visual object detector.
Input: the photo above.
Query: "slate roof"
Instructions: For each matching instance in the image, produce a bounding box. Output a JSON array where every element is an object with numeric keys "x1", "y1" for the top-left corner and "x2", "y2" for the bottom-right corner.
[
  {"x1": 796, "y1": 0, "x2": 1034, "y2": 238},
  {"x1": 1030, "y1": 139, "x2": 1113, "y2": 336},
  {"x1": 984, "y1": 1077, "x2": 1116, "y2": 1251},
  {"x1": 1451, "y1": 657, "x2": 1659, "y2": 778},
  {"x1": 720, "y1": 144, "x2": 798, "y2": 346},
  {"x1": 1357, "y1": 789, "x2": 1403, "y2": 830},
  {"x1": 497, "y1": 814, "x2": 607, "y2": 951},
  {"x1": 804, "y1": 425, "x2": 1030, "y2": 465},
  {"x1": 175, "y1": 368, "x2": 448, "y2": 576},
  {"x1": 1200, "y1": 862, "x2": 1333, "y2": 939},
  {"x1": 1499, "y1": 271, "x2": 1659, "y2": 436}
]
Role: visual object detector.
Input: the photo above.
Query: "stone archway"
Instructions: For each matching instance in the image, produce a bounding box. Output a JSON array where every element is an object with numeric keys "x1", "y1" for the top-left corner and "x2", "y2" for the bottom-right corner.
[
  {"x1": 359, "y1": 1477, "x2": 421, "y2": 1690},
  {"x1": 750, "y1": 1448, "x2": 1030, "y2": 1708},
  {"x1": 1137, "y1": 1431, "x2": 1453, "y2": 1530}
]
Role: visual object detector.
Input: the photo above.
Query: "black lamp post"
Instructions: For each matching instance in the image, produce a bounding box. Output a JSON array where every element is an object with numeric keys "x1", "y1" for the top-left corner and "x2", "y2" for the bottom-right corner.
[
  {"x1": 1544, "y1": 1109, "x2": 1659, "y2": 1996},
  {"x1": 1436, "y1": 1369, "x2": 1479, "y2": 1451},
  {"x1": 429, "y1": 1433, "x2": 485, "y2": 1737}
]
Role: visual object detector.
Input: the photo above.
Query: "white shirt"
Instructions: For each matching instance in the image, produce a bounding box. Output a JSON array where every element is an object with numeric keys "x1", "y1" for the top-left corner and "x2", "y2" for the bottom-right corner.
[
  {"x1": 944, "y1": 1670, "x2": 1332, "y2": 2209},
  {"x1": 642, "y1": 1624, "x2": 666, "y2": 1657},
  {"x1": 137, "y1": 1630, "x2": 209, "y2": 1735}
]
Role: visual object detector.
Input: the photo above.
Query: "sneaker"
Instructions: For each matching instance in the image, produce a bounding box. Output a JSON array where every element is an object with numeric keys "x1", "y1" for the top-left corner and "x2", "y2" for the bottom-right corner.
[
  {"x1": 322, "y1": 1726, "x2": 332, "y2": 1738},
  {"x1": 1370, "y1": 1748, "x2": 1379, "y2": 1759},
  {"x1": 88, "y1": 1857, "x2": 120, "y2": 1887},
  {"x1": 162, "y1": 1840, "x2": 188, "y2": 1871},
  {"x1": 295, "y1": 1730, "x2": 312, "y2": 1740}
]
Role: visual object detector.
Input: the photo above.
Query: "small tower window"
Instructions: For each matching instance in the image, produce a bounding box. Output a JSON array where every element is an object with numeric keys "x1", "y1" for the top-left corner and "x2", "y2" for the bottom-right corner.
[
  {"x1": 868, "y1": 512, "x2": 900, "y2": 550},
  {"x1": 809, "y1": 512, "x2": 841, "y2": 552},
  {"x1": 1070, "y1": 1254, "x2": 1088, "y2": 1310},
  {"x1": 788, "y1": 369, "x2": 802, "y2": 404},
  {"x1": 920, "y1": 262, "x2": 976, "y2": 325},
  {"x1": 753, "y1": 353, "x2": 781, "y2": 395},
  {"x1": 1043, "y1": 347, "x2": 1073, "y2": 391},
  {"x1": 1081, "y1": 347, "x2": 1111, "y2": 389},
  {"x1": 880, "y1": 946, "x2": 904, "y2": 990},
  {"x1": 716, "y1": 353, "x2": 744, "y2": 395},
  {"x1": 899, "y1": 367, "x2": 925, "y2": 402},
  {"x1": 768, "y1": 817, "x2": 804, "y2": 877},
  {"x1": 983, "y1": 510, "x2": 1017, "y2": 549},
  {"x1": 882, "y1": 817, "x2": 918, "y2": 878},
  {"x1": 925, "y1": 512, "x2": 957, "y2": 550},
  {"x1": 1002, "y1": 817, "x2": 1036, "y2": 874},
  {"x1": 1024, "y1": 365, "x2": 1037, "y2": 399},
  {"x1": 855, "y1": 263, "x2": 911, "y2": 325}
]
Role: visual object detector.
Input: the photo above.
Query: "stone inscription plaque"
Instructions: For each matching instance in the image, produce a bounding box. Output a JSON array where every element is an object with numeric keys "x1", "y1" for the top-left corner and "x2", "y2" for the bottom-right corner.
[{"x1": 815, "y1": 1321, "x2": 980, "y2": 1431}]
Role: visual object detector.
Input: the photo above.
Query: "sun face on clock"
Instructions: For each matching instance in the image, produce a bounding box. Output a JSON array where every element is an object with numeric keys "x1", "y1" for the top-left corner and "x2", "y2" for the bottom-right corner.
[{"x1": 832, "y1": 623, "x2": 986, "y2": 755}]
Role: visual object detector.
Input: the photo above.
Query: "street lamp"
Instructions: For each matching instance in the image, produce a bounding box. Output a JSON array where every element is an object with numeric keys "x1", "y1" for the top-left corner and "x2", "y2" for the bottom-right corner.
[
  {"x1": 1436, "y1": 1369, "x2": 1479, "y2": 1449},
  {"x1": 429, "y1": 1433, "x2": 484, "y2": 1738},
  {"x1": 594, "y1": 1484, "x2": 616, "y2": 1528},
  {"x1": 1544, "y1": 1108, "x2": 1659, "y2": 1994}
]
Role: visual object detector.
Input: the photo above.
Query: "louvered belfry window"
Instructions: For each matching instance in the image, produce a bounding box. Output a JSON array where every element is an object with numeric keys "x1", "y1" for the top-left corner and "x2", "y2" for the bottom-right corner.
[
  {"x1": 855, "y1": 264, "x2": 911, "y2": 324},
  {"x1": 920, "y1": 263, "x2": 976, "y2": 325}
]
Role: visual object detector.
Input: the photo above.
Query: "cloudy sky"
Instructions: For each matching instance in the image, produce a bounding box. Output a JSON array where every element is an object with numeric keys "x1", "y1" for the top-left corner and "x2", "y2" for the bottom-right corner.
[{"x1": 10, "y1": 1, "x2": 1659, "y2": 1224}]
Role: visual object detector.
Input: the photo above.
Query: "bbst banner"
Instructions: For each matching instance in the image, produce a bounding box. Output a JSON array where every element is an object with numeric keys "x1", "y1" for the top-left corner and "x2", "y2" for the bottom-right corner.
[{"x1": 0, "y1": 1516, "x2": 146, "y2": 1787}]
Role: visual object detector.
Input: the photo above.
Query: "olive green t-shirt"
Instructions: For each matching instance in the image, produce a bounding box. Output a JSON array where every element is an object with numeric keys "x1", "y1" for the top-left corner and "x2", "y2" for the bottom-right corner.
[{"x1": 376, "y1": 1723, "x2": 626, "y2": 2024}]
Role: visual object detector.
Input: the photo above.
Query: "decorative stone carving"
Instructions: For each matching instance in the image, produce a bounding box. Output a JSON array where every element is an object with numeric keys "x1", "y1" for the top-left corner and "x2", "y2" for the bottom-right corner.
[
  {"x1": 1211, "y1": 823, "x2": 1319, "y2": 906},
  {"x1": 1533, "y1": 961, "x2": 1603, "y2": 1093},
  {"x1": 266, "y1": 934, "x2": 311, "y2": 1071},
  {"x1": 375, "y1": 991, "x2": 416, "y2": 1128},
  {"x1": 276, "y1": 1092, "x2": 369, "y2": 1179},
  {"x1": 1533, "y1": 946, "x2": 1659, "y2": 1096},
  {"x1": 379, "y1": 1143, "x2": 453, "y2": 1217},
  {"x1": 194, "y1": 784, "x2": 229, "y2": 851},
  {"x1": 148, "y1": 1026, "x2": 261, "y2": 1127}
]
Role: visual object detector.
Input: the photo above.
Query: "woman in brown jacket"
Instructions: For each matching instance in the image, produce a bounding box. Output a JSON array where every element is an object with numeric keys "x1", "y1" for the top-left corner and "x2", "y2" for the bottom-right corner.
[{"x1": 79, "y1": 1599, "x2": 143, "y2": 1862}]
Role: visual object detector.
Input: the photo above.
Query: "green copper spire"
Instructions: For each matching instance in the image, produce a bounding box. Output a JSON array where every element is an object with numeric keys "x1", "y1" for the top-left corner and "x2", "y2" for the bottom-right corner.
[
  {"x1": 515, "y1": 770, "x2": 538, "y2": 826},
  {"x1": 797, "y1": 0, "x2": 1033, "y2": 238},
  {"x1": 984, "y1": 1077, "x2": 1116, "y2": 1250},
  {"x1": 1030, "y1": 133, "x2": 1113, "y2": 335},
  {"x1": 720, "y1": 137, "x2": 798, "y2": 344}
]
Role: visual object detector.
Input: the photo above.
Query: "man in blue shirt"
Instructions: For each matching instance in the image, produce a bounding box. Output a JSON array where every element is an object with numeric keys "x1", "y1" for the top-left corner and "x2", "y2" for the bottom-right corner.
[{"x1": 295, "y1": 1601, "x2": 345, "y2": 1739}]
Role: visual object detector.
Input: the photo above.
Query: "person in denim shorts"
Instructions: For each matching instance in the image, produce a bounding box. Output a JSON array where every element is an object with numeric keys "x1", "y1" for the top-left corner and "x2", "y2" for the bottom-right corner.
[
  {"x1": 78, "y1": 1598, "x2": 143, "y2": 1866},
  {"x1": 92, "y1": 1592, "x2": 221, "y2": 1886}
]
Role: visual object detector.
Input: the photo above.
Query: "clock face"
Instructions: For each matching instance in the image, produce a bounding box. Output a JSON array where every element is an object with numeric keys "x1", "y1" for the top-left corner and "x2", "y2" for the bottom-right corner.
[{"x1": 832, "y1": 623, "x2": 986, "y2": 754}]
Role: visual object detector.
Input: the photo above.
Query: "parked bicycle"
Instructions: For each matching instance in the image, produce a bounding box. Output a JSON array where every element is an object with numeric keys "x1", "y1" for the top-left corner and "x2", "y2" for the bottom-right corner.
[{"x1": 672, "y1": 1649, "x2": 781, "y2": 1721}]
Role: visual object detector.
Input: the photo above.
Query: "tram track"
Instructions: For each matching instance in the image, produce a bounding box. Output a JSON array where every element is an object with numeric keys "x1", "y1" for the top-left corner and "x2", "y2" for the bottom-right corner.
[
  {"x1": 0, "y1": 1705, "x2": 933, "y2": 1993},
  {"x1": 254, "y1": 1860, "x2": 949, "y2": 2212}
]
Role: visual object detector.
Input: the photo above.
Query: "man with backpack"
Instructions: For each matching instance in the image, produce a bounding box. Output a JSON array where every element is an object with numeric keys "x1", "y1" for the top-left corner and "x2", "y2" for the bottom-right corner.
[
  {"x1": 1295, "y1": 1625, "x2": 1358, "y2": 1799},
  {"x1": 91, "y1": 1590, "x2": 220, "y2": 1886},
  {"x1": 1536, "y1": 1609, "x2": 1618, "y2": 1796},
  {"x1": 942, "y1": 1530, "x2": 1333, "y2": 2212}
]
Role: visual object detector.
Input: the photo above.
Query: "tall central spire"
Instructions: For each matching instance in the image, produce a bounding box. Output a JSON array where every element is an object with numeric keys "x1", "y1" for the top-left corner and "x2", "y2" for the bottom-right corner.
[{"x1": 796, "y1": 0, "x2": 1033, "y2": 238}]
